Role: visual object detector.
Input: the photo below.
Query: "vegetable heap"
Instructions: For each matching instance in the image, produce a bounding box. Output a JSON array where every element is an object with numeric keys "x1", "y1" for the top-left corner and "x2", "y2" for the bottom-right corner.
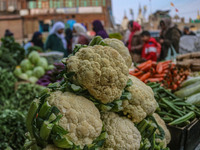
[
  {"x1": 130, "y1": 60, "x2": 189, "y2": 90},
  {"x1": 26, "y1": 36, "x2": 171, "y2": 150},
  {"x1": 14, "y1": 51, "x2": 54, "y2": 83},
  {"x1": 148, "y1": 82, "x2": 200, "y2": 127},
  {"x1": 175, "y1": 77, "x2": 200, "y2": 106},
  {"x1": 0, "y1": 37, "x2": 25, "y2": 71}
]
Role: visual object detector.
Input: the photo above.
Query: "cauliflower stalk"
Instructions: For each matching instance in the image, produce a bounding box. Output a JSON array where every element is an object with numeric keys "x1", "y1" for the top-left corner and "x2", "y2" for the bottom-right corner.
[
  {"x1": 26, "y1": 90, "x2": 106, "y2": 149},
  {"x1": 101, "y1": 112, "x2": 141, "y2": 150},
  {"x1": 103, "y1": 38, "x2": 132, "y2": 68},
  {"x1": 123, "y1": 75, "x2": 158, "y2": 123}
]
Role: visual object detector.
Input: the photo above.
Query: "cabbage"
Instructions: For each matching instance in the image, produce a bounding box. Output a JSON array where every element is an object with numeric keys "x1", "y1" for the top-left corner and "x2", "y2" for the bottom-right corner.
[
  {"x1": 29, "y1": 76, "x2": 38, "y2": 84},
  {"x1": 28, "y1": 51, "x2": 40, "y2": 65},
  {"x1": 33, "y1": 66, "x2": 45, "y2": 78},
  {"x1": 47, "y1": 65, "x2": 55, "y2": 70},
  {"x1": 14, "y1": 67, "x2": 22, "y2": 77},
  {"x1": 37, "y1": 57, "x2": 48, "y2": 70},
  {"x1": 19, "y1": 73, "x2": 28, "y2": 80},
  {"x1": 20, "y1": 59, "x2": 33, "y2": 72},
  {"x1": 26, "y1": 70, "x2": 33, "y2": 77}
]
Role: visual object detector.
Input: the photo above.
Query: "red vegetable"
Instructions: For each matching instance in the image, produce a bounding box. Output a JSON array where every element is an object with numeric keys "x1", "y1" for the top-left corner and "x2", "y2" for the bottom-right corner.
[{"x1": 139, "y1": 72, "x2": 151, "y2": 82}]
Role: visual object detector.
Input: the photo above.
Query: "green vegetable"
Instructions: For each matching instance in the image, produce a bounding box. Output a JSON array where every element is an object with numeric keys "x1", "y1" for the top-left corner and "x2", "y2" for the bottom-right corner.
[
  {"x1": 37, "y1": 57, "x2": 48, "y2": 70},
  {"x1": 169, "y1": 111, "x2": 195, "y2": 125},
  {"x1": 53, "y1": 136, "x2": 73, "y2": 149},
  {"x1": 0, "y1": 109, "x2": 26, "y2": 150},
  {"x1": 40, "y1": 121, "x2": 54, "y2": 140},
  {"x1": 14, "y1": 67, "x2": 22, "y2": 76},
  {"x1": 26, "y1": 70, "x2": 33, "y2": 77},
  {"x1": 180, "y1": 77, "x2": 200, "y2": 88},
  {"x1": 33, "y1": 66, "x2": 45, "y2": 78},
  {"x1": 19, "y1": 73, "x2": 29, "y2": 80},
  {"x1": 20, "y1": 59, "x2": 33, "y2": 72},
  {"x1": 175, "y1": 82, "x2": 200, "y2": 98},
  {"x1": 186, "y1": 93, "x2": 200, "y2": 105},
  {"x1": 29, "y1": 76, "x2": 38, "y2": 84},
  {"x1": 28, "y1": 51, "x2": 40, "y2": 64},
  {"x1": 47, "y1": 65, "x2": 55, "y2": 70}
]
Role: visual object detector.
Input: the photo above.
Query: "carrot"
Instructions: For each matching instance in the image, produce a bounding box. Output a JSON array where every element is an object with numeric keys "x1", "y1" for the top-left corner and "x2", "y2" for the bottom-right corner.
[
  {"x1": 153, "y1": 74, "x2": 166, "y2": 78},
  {"x1": 162, "y1": 60, "x2": 172, "y2": 65},
  {"x1": 156, "y1": 62, "x2": 163, "y2": 74},
  {"x1": 152, "y1": 61, "x2": 157, "y2": 68},
  {"x1": 151, "y1": 68, "x2": 156, "y2": 74},
  {"x1": 139, "y1": 72, "x2": 151, "y2": 82},
  {"x1": 172, "y1": 84, "x2": 178, "y2": 90},
  {"x1": 134, "y1": 68, "x2": 139, "y2": 72},
  {"x1": 146, "y1": 78, "x2": 164, "y2": 82},
  {"x1": 137, "y1": 60, "x2": 152, "y2": 69},
  {"x1": 131, "y1": 70, "x2": 144, "y2": 77},
  {"x1": 162, "y1": 64, "x2": 170, "y2": 70},
  {"x1": 140, "y1": 62, "x2": 152, "y2": 71}
]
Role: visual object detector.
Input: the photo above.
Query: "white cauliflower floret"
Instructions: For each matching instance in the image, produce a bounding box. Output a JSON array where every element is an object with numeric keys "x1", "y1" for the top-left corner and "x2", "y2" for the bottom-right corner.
[
  {"x1": 153, "y1": 113, "x2": 171, "y2": 147},
  {"x1": 103, "y1": 38, "x2": 132, "y2": 68},
  {"x1": 47, "y1": 91, "x2": 102, "y2": 148},
  {"x1": 123, "y1": 75, "x2": 158, "y2": 123},
  {"x1": 102, "y1": 112, "x2": 141, "y2": 150},
  {"x1": 66, "y1": 45, "x2": 129, "y2": 104}
]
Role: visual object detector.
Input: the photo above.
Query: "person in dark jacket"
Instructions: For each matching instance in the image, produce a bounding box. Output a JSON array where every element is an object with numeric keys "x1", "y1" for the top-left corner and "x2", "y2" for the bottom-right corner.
[
  {"x1": 92, "y1": 20, "x2": 108, "y2": 39},
  {"x1": 65, "y1": 28, "x2": 73, "y2": 54},
  {"x1": 159, "y1": 18, "x2": 181, "y2": 60},
  {"x1": 44, "y1": 22, "x2": 67, "y2": 57},
  {"x1": 183, "y1": 26, "x2": 196, "y2": 36},
  {"x1": 128, "y1": 21, "x2": 143, "y2": 63},
  {"x1": 4, "y1": 29, "x2": 13, "y2": 37}
]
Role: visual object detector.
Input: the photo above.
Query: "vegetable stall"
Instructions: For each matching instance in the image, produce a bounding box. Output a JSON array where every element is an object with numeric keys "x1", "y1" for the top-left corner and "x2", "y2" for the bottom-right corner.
[{"x1": 0, "y1": 36, "x2": 200, "y2": 150}]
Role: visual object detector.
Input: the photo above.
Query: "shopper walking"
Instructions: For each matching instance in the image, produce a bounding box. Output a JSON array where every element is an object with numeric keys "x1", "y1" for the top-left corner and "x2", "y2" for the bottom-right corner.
[{"x1": 92, "y1": 20, "x2": 108, "y2": 39}]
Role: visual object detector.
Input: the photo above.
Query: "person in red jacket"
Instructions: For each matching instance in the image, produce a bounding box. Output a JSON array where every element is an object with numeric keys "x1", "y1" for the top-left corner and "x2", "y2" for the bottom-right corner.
[{"x1": 141, "y1": 31, "x2": 160, "y2": 61}]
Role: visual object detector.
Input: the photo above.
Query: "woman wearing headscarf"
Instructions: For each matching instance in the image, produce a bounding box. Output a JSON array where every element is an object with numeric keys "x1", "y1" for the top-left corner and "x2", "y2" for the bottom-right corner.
[
  {"x1": 159, "y1": 18, "x2": 181, "y2": 60},
  {"x1": 44, "y1": 22, "x2": 67, "y2": 56},
  {"x1": 128, "y1": 21, "x2": 143, "y2": 63},
  {"x1": 72, "y1": 23, "x2": 90, "y2": 49},
  {"x1": 24, "y1": 31, "x2": 43, "y2": 52},
  {"x1": 92, "y1": 20, "x2": 108, "y2": 39}
]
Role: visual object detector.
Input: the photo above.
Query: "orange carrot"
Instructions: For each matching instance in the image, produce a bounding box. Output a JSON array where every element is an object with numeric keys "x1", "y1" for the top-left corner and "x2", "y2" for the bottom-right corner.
[
  {"x1": 140, "y1": 62, "x2": 152, "y2": 71},
  {"x1": 137, "y1": 60, "x2": 152, "y2": 69},
  {"x1": 156, "y1": 62, "x2": 163, "y2": 74},
  {"x1": 146, "y1": 78, "x2": 164, "y2": 82},
  {"x1": 131, "y1": 70, "x2": 144, "y2": 77},
  {"x1": 153, "y1": 74, "x2": 166, "y2": 78},
  {"x1": 139, "y1": 72, "x2": 151, "y2": 82}
]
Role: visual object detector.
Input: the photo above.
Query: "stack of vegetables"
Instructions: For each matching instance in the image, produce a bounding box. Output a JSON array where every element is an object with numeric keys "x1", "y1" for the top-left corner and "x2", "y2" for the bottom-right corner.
[
  {"x1": 14, "y1": 51, "x2": 54, "y2": 84},
  {"x1": 147, "y1": 82, "x2": 200, "y2": 127},
  {"x1": 0, "y1": 37, "x2": 25, "y2": 71},
  {"x1": 130, "y1": 60, "x2": 189, "y2": 90},
  {"x1": 176, "y1": 52, "x2": 200, "y2": 71},
  {"x1": 25, "y1": 36, "x2": 170, "y2": 150},
  {"x1": 175, "y1": 77, "x2": 200, "y2": 106},
  {"x1": 37, "y1": 63, "x2": 65, "y2": 86}
]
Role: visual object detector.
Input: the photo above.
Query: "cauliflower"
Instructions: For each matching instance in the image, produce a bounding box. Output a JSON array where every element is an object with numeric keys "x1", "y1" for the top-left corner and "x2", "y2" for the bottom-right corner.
[
  {"x1": 101, "y1": 112, "x2": 141, "y2": 150},
  {"x1": 153, "y1": 113, "x2": 171, "y2": 147},
  {"x1": 122, "y1": 75, "x2": 158, "y2": 123},
  {"x1": 103, "y1": 38, "x2": 132, "y2": 68},
  {"x1": 66, "y1": 45, "x2": 129, "y2": 104},
  {"x1": 47, "y1": 91, "x2": 103, "y2": 148}
]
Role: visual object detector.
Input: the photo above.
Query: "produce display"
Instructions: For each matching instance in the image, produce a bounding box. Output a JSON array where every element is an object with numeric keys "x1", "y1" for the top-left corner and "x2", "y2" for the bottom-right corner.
[
  {"x1": 25, "y1": 36, "x2": 171, "y2": 150},
  {"x1": 175, "y1": 77, "x2": 200, "y2": 106},
  {"x1": 14, "y1": 51, "x2": 54, "y2": 83},
  {"x1": 130, "y1": 60, "x2": 189, "y2": 90},
  {"x1": 0, "y1": 37, "x2": 25, "y2": 71},
  {"x1": 176, "y1": 52, "x2": 200, "y2": 71},
  {"x1": 147, "y1": 82, "x2": 200, "y2": 127},
  {"x1": 37, "y1": 63, "x2": 65, "y2": 86}
]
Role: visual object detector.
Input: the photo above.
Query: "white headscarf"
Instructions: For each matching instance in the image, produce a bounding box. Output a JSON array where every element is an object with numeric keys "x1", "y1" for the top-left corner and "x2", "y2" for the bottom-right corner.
[
  {"x1": 73, "y1": 23, "x2": 87, "y2": 35},
  {"x1": 50, "y1": 22, "x2": 67, "y2": 49}
]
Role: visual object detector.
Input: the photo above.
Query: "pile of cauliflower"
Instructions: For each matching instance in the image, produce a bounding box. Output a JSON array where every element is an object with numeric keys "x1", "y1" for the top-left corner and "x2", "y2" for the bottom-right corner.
[{"x1": 25, "y1": 36, "x2": 171, "y2": 150}]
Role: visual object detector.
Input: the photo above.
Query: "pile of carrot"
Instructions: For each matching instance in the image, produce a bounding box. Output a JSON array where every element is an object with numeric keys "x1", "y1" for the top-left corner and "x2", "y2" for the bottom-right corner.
[{"x1": 129, "y1": 60, "x2": 190, "y2": 90}]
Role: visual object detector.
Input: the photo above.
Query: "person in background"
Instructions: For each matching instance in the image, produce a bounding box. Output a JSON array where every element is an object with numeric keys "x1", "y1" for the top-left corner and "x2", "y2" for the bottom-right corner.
[
  {"x1": 44, "y1": 21, "x2": 67, "y2": 57},
  {"x1": 159, "y1": 18, "x2": 181, "y2": 60},
  {"x1": 141, "y1": 31, "x2": 160, "y2": 61},
  {"x1": 24, "y1": 31, "x2": 44, "y2": 52},
  {"x1": 92, "y1": 20, "x2": 108, "y2": 39},
  {"x1": 4, "y1": 29, "x2": 13, "y2": 37},
  {"x1": 183, "y1": 26, "x2": 196, "y2": 36},
  {"x1": 128, "y1": 20, "x2": 143, "y2": 63},
  {"x1": 72, "y1": 23, "x2": 90, "y2": 50},
  {"x1": 65, "y1": 28, "x2": 73, "y2": 54}
]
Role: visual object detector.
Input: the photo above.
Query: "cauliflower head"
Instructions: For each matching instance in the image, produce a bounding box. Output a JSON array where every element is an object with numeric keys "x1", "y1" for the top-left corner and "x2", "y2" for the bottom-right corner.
[
  {"x1": 47, "y1": 91, "x2": 103, "y2": 148},
  {"x1": 123, "y1": 75, "x2": 158, "y2": 123},
  {"x1": 153, "y1": 113, "x2": 171, "y2": 147},
  {"x1": 103, "y1": 38, "x2": 132, "y2": 68},
  {"x1": 101, "y1": 112, "x2": 141, "y2": 150},
  {"x1": 66, "y1": 45, "x2": 129, "y2": 104}
]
